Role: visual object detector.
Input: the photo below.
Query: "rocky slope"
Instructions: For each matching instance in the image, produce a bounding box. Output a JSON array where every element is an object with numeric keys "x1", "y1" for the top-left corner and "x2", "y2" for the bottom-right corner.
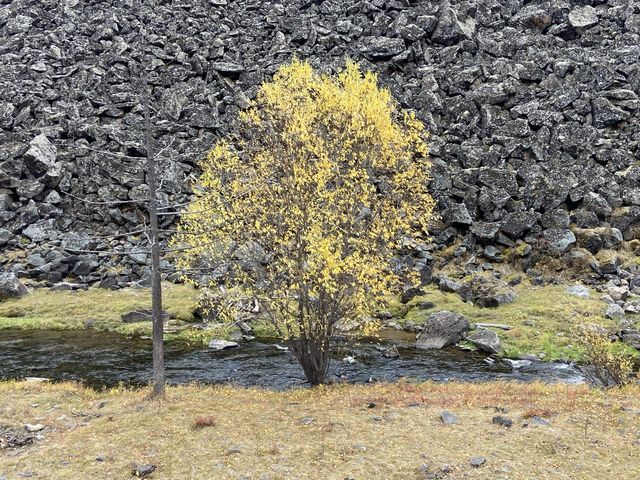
[{"x1": 0, "y1": 0, "x2": 639, "y2": 286}]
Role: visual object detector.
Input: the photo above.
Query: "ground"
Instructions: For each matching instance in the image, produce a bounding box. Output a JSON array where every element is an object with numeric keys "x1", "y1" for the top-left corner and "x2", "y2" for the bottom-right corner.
[
  {"x1": 0, "y1": 280, "x2": 638, "y2": 361},
  {"x1": 0, "y1": 381, "x2": 638, "y2": 479}
]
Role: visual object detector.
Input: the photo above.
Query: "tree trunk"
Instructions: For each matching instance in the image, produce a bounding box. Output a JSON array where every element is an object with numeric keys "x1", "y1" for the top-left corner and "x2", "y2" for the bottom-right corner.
[
  {"x1": 291, "y1": 335, "x2": 331, "y2": 386},
  {"x1": 143, "y1": 68, "x2": 165, "y2": 399}
]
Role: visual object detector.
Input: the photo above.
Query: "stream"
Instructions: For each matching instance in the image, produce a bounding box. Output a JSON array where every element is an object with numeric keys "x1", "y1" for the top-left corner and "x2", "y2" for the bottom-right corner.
[{"x1": 0, "y1": 329, "x2": 585, "y2": 389}]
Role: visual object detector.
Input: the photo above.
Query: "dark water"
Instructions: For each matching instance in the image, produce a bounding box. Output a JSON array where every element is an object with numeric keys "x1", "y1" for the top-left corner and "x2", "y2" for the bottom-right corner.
[{"x1": 0, "y1": 329, "x2": 584, "y2": 389}]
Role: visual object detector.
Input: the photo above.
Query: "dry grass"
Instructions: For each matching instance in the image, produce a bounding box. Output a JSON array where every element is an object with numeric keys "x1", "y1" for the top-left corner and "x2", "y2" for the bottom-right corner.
[{"x1": 1, "y1": 381, "x2": 639, "y2": 479}]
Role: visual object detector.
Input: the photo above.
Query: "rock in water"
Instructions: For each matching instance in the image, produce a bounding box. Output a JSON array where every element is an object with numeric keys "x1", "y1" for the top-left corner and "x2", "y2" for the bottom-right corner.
[
  {"x1": 466, "y1": 330, "x2": 501, "y2": 354},
  {"x1": 382, "y1": 345, "x2": 400, "y2": 359},
  {"x1": 208, "y1": 339, "x2": 239, "y2": 351},
  {"x1": 0, "y1": 273, "x2": 27, "y2": 301},
  {"x1": 416, "y1": 311, "x2": 470, "y2": 349}
]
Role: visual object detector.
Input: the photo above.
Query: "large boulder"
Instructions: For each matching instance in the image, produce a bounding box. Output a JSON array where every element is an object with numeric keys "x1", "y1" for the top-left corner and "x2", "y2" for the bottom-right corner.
[
  {"x1": 466, "y1": 329, "x2": 501, "y2": 354},
  {"x1": 568, "y1": 6, "x2": 599, "y2": 29},
  {"x1": 0, "y1": 272, "x2": 28, "y2": 301},
  {"x1": 416, "y1": 311, "x2": 470, "y2": 349},
  {"x1": 431, "y1": 6, "x2": 475, "y2": 46},
  {"x1": 473, "y1": 291, "x2": 517, "y2": 308}
]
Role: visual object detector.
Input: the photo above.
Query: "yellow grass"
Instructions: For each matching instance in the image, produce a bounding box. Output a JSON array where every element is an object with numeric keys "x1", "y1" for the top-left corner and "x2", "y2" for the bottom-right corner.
[{"x1": 1, "y1": 381, "x2": 639, "y2": 479}]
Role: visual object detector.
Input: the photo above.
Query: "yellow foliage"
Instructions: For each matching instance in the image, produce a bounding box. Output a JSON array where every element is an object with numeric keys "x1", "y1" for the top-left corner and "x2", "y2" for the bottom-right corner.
[{"x1": 172, "y1": 59, "x2": 434, "y2": 345}]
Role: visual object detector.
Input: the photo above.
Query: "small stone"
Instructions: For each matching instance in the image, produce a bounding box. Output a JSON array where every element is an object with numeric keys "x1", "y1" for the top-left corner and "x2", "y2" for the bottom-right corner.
[
  {"x1": 492, "y1": 415, "x2": 513, "y2": 428},
  {"x1": 382, "y1": 345, "x2": 400, "y2": 358},
  {"x1": 440, "y1": 411, "x2": 460, "y2": 425},
  {"x1": 131, "y1": 463, "x2": 156, "y2": 477},
  {"x1": 299, "y1": 417, "x2": 315, "y2": 425},
  {"x1": 470, "y1": 456, "x2": 486, "y2": 468},
  {"x1": 531, "y1": 416, "x2": 550, "y2": 426},
  {"x1": 226, "y1": 445, "x2": 245, "y2": 454},
  {"x1": 24, "y1": 424, "x2": 45, "y2": 432}
]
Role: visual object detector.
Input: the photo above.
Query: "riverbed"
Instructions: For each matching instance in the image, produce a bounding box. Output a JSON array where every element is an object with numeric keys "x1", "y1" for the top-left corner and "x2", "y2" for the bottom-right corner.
[{"x1": 0, "y1": 329, "x2": 586, "y2": 389}]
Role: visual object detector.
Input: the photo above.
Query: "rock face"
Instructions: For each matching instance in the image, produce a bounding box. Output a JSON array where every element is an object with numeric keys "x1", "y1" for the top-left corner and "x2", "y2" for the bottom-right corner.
[
  {"x1": 0, "y1": 272, "x2": 27, "y2": 301},
  {"x1": 0, "y1": 0, "x2": 639, "y2": 283},
  {"x1": 416, "y1": 311, "x2": 470, "y2": 349}
]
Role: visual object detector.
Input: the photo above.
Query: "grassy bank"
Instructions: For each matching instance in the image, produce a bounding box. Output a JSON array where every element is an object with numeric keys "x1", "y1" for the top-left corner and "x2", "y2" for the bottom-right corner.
[
  {"x1": 0, "y1": 281, "x2": 637, "y2": 360},
  {"x1": 0, "y1": 381, "x2": 638, "y2": 479},
  {"x1": 0, "y1": 283, "x2": 227, "y2": 345},
  {"x1": 390, "y1": 282, "x2": 639, "y2": 361}
]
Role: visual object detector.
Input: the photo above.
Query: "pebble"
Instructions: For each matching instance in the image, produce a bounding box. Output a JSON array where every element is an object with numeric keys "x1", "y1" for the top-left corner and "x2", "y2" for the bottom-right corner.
[{"x1": 440, "y1": 411, "x2": 460, "y2": 425}]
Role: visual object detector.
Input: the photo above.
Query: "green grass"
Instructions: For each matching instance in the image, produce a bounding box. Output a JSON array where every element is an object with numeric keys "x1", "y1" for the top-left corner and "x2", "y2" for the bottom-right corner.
[
  {"x1": 386, "y1": 282, "x2": 640, "y2": 362},
  {"x1": 0, "y1": 283, "x2": 233, "y2": 345}
]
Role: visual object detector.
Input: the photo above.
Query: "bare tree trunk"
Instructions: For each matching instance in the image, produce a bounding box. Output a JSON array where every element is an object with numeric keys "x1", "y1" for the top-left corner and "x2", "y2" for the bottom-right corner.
[
  {"x1": 291, "y1": 330, "x2": 331, "y2": 386},
  {"x1": 143, "y1": 69, "x2": 165, "y2": 398}
]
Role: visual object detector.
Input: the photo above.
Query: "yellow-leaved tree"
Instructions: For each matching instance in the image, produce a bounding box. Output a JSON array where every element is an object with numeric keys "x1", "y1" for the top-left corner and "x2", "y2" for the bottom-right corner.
[{"x1": 173, "y1": 59, "x2": 435, "y2": 385}]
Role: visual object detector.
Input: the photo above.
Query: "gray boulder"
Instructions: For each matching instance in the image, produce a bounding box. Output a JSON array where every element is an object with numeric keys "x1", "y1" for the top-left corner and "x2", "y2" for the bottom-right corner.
[
  {"x1": 568, "y1": 6, "x2": 598, "y2": 29},
  {"x1": 542, "y1": 229, "x2": 576, "y2": 253},
  {"x1": 605, "y1": 304, "x2": 625, "y2": 320},
  {"x1": 362, "y1": 37, "x2": 405, "y2": 58},
  {"x1": 473, "y1": 291, "x2": 517, "y2": 308},
  {"x1": 621, "y1": 330, "x2": 640, "y2": 350},
  {"x1": 567, "y1": 285, "x2": 590, "y2": 298},
  {"x1": 466, "y1": 329, "x2": 501, "y2": 354},
  {"x1": 431, "y1": 6, "x2": 475, "y2": 46},
  {"x1": 607, "y1": 285, "x2": 629, "y2": 302},
  {"x1": 0, "y1": 272, "x2": 28, "y2": 301},
  {"x1": 416, "y1": 311, "x2": 470, "y2": 349},
  {"x1": 500, "y1": 211, "x2": 537, "y2": 238},
  {"x1": 0, "y1": 228, "x2": 11, "y2": 245},
  {"x1": 24, "y1": 134, "x2": 56, "y2": 175}
]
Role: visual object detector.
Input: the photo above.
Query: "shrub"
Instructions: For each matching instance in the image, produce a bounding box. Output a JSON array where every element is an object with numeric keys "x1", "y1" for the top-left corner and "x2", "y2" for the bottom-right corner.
[
  {"x1": 578, "y1": 325, "x2": 635, "y2": 387},
  {"x1": 173, "y1": 59, "x2": 434, "y2": 385}
]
